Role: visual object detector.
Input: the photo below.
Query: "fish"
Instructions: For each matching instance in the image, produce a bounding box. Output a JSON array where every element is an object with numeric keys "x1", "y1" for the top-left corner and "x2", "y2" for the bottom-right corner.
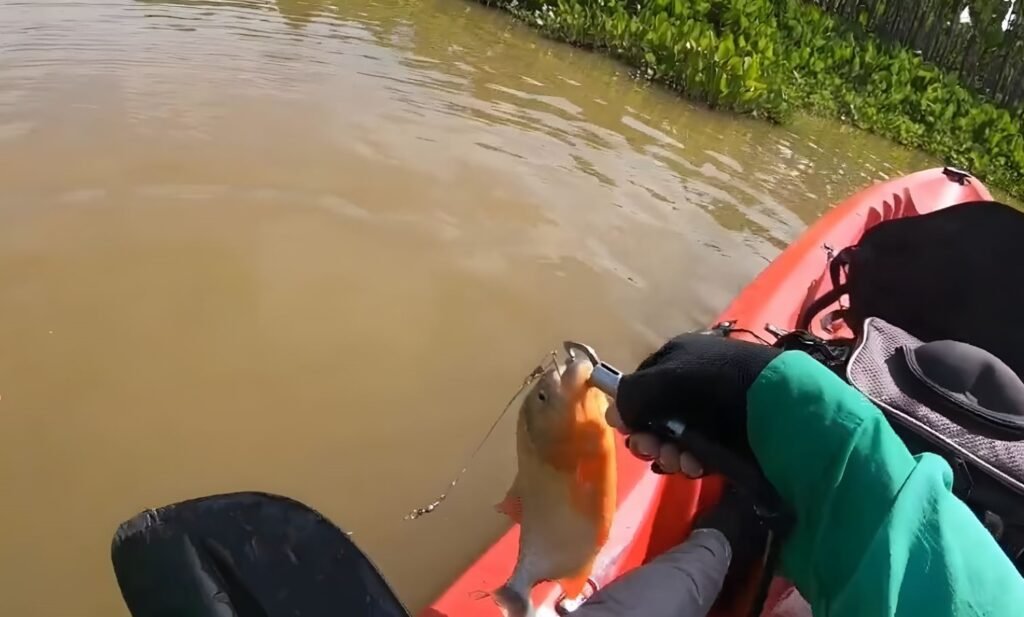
[{"x1": 492, "y1": 357, "x2": 617, "y2": 617}]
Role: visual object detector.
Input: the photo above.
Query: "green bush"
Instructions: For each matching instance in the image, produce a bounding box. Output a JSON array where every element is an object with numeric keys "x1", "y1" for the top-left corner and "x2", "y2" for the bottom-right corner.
[{"x1": 485, "y1": 0, "x2": 1024, "y2": 198}]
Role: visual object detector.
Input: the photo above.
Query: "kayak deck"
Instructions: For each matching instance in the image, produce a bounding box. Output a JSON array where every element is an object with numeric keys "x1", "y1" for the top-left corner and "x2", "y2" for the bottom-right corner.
[{"x1": 421, "y1": 167, "x2": 993, "y2": 617}]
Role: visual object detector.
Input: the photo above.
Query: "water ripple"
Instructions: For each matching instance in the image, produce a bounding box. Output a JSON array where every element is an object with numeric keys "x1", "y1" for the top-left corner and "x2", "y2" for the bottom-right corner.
[{"x1": 0, "y1": 4, "x2": 942, "y2": 616}]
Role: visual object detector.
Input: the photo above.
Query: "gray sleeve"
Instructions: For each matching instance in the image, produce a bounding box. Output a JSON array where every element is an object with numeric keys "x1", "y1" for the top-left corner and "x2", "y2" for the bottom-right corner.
[{"x1": 573, "y1": 529, "x2": 731, "y2": 617}]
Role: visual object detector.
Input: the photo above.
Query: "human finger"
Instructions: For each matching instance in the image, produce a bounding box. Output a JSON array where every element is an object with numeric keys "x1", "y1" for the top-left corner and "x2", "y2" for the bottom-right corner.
[
  {"x1": 605, "y1": 401, "x2": 627, "y2": 434},
  {"x1": 678, "y1": 451, "x2": 705, "y2": 478},
  {"x1": 657, "y1": 442, "x2": 682, "y2": 474},
  {"x1": 626, "y1": 433, "x2": 659, "y2": 461}
]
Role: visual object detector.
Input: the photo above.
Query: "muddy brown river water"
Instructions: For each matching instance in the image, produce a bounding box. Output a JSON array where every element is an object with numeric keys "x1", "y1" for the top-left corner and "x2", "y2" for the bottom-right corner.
[{"x1": 0, "y1": 0, "x2": 935, "y2": 614}]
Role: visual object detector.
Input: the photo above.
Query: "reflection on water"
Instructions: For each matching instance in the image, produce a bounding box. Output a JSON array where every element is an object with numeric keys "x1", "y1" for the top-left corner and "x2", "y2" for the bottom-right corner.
[{"x1": 0, "y1": 0, "x2": 934, "y2": 615}]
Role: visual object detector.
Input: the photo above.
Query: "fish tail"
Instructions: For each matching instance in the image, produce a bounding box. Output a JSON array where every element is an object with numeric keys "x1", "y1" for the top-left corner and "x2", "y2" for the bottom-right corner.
[{"x1": 492, "y1": 585, "x2": 535, "y2": 617}]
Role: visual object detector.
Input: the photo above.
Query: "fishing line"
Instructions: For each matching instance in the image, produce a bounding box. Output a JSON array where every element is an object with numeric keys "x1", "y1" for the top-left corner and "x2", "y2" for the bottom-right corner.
[{"x1": 404, "y1": 351, "x2": 560, "y2": 520}]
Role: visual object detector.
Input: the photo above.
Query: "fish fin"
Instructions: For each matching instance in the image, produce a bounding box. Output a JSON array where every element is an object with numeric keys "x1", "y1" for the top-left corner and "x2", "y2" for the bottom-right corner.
[
  {"x1": 494, "y1": 482, "x2": 523, "y2": 523},
  {"x1": 558, "y1": 569, "x2": 593, "y2": 600},
  {"x1": 493, "y1": 585, "x2": 534, "y2": 617}
]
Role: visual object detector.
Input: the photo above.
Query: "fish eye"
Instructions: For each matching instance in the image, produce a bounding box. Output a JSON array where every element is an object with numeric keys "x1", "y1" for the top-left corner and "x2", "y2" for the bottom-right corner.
[{"x1": 537, "y1": 391, "x2": 547, "y2": 402}]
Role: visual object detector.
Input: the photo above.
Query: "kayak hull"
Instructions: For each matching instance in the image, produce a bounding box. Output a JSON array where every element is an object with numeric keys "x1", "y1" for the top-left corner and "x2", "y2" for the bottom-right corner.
[{"x1": 421, "y1": 167, "x2": 993, "y2": 617}]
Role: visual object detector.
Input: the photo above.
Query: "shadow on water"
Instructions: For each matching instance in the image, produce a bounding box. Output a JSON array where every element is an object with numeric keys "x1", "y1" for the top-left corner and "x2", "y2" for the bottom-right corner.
[{"x1": 0, "y1": 1, "x2": 937, "y2": 616}]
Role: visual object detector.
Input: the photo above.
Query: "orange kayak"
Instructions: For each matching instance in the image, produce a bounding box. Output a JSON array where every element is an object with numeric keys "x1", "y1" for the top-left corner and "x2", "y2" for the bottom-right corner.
[{"x1": 420, "y1": 167, "x2": 993, "y2": 617}]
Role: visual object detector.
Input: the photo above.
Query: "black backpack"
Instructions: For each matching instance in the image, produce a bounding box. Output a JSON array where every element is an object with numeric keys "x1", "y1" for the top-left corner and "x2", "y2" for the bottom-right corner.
[
  {"x1": 786, "y1": 200, "x2": 1024, "y2": 572},
  {"x1": 796, "y1": 200, "x2": 1024, "y2": 375}
]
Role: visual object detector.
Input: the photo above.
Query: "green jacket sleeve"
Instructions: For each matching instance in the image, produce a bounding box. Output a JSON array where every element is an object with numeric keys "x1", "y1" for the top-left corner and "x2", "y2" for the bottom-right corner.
[{"x1": 746, "y1": 350, "x2": 1024, "y2": 617}]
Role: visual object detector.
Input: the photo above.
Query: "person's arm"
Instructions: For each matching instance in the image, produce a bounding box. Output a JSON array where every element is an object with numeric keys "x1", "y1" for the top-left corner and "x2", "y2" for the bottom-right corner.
[
  {"x1": 571, "y1": 528, "x2": 731, "y2": 617},
  {"x1": 747, "y1": 350, "x2": 1024, "y2": 617}
]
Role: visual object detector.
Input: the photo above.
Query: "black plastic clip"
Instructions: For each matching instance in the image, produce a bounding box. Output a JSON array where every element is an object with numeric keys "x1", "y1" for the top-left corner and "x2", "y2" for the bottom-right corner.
[{"x1": 942, "y1": 166, "x2": 973, "y2": 185}]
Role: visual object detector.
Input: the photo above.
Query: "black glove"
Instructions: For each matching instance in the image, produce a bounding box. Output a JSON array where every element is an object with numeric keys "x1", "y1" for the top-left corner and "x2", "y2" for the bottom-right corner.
[{"x1": 616, "y1": 332, "x2": 781, "y2": 470}]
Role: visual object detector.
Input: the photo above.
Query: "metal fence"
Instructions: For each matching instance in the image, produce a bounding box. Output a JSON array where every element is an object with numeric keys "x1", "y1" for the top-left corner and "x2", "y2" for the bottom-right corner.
[{"x1": 810, "y1": 0, "x2": 1023, "y2": 109}]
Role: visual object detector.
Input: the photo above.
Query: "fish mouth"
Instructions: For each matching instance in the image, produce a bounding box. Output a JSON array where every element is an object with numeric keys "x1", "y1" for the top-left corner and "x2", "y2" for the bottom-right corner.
[{"x1": 560, "y1": 355, "x2": 594, "y2": 392}]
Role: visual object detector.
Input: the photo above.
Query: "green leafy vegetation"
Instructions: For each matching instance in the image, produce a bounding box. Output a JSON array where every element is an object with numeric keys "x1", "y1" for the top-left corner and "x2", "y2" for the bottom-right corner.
[{"x1": 483, "y1": 0, "x2": 1024, "y2": 198}]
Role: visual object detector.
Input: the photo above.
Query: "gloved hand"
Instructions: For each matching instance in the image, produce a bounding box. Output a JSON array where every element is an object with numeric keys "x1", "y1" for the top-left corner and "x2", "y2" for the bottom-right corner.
[{"x1": 608, "y1": 332, "x2": 781, "y2": 477}]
